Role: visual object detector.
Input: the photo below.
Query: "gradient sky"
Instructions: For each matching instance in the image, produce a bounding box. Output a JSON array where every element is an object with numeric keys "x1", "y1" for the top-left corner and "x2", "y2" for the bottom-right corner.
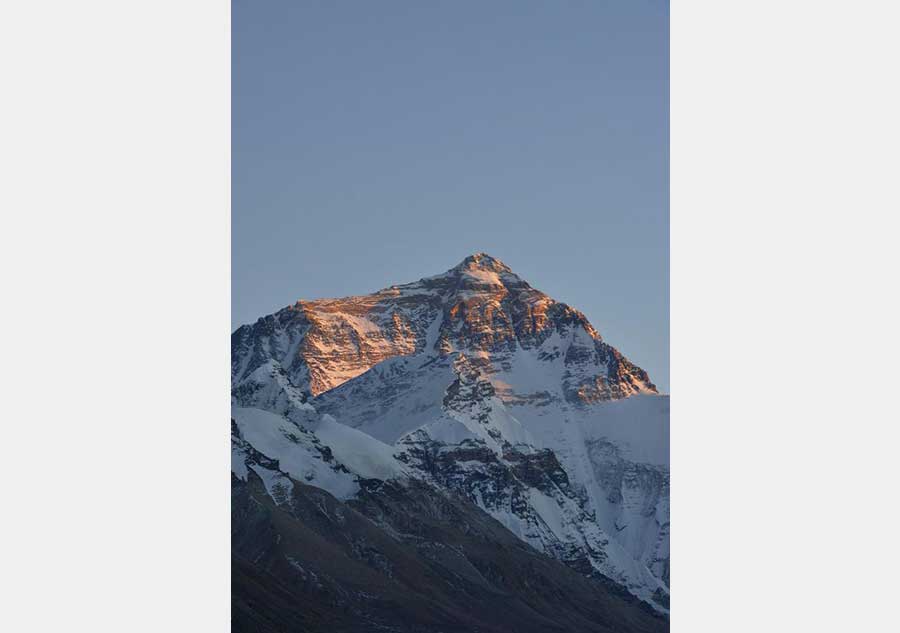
[{"x1": 233, "y1": 1, "x2": 669, "y2": 392}]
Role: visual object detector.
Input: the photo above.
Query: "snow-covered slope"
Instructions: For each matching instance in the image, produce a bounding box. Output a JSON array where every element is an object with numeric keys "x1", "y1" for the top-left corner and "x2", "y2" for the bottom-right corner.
[
  {"x1": 314, "y1": 351, "x2": 670, "y2": 609},
  {"x1": 231, "y1": 253, "x2": 669, "y2": 612},
  {"x1": 231, "y1": 405, "x2": 406, "y2": 501}
]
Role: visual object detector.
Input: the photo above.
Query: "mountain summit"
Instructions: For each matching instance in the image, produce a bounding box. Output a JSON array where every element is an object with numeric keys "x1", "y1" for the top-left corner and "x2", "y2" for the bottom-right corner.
[
  {"x1": 231, "y1": 255, "x2": 669, "y2": 625},
  {"x1": 450, "y1": 251, "x2": 514, "y2": 273},
  {"x1": 232, "y1": 253, "x2": 656, "y2": 399}
]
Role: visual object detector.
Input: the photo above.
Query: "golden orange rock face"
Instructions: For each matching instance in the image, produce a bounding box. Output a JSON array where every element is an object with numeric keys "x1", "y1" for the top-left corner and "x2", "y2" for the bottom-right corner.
[
  {"x1": 232, "y1": 253, "x2": 656, "y2": 401},
  {"x1": 288, "y1": 296, "x2": 425, "y2": 395}
]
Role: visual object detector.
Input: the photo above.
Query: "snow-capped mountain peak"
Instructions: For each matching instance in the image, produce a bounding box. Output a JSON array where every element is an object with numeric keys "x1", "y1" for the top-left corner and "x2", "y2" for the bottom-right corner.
[
  {"x1": 451, "y1": 251, "x2": 514, "y2": 274},
  {"x1": 231, "y1": 254, "x2": 669, "y2": 613},
  {"x1": 232, "y1": 253, "x2": 655, "y2": 400}
]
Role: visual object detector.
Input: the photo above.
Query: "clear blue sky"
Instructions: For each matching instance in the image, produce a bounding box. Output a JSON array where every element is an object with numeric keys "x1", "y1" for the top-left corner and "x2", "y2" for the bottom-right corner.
[{"x1": 233, "y1": 1, "x2": 669, "y2": 392}]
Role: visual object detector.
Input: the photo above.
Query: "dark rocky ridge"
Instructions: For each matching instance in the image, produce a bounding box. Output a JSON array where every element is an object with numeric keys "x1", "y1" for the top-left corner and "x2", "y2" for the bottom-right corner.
[{"x1": 232, "y1": 468, "x2": 668, "y2": 633}]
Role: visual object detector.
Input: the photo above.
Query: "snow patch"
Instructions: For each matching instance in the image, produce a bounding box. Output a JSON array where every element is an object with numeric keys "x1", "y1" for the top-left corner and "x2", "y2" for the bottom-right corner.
[{"x1": 316, "y1": 414, "x2": 405, "y2": 481}]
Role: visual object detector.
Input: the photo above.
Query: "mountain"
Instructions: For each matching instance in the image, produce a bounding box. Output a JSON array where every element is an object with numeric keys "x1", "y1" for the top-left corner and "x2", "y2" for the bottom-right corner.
[
  {"x1": 232, "y1": 253, "x2": 670, "y2": 628},
  {"x1": 232, "y1": 253, "x2": 655, "y2": 401}
]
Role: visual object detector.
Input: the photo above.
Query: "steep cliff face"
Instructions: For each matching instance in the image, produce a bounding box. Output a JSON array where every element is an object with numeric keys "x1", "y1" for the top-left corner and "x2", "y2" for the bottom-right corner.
[{"x1": 231, "y1": 253, "x2": 669, "y2": 615}]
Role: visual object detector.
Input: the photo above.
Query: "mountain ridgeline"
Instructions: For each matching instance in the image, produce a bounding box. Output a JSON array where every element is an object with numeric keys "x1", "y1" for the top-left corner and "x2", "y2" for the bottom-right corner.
[{"x1": 231, "y1": 253, "x2": 670, "y2": 632}]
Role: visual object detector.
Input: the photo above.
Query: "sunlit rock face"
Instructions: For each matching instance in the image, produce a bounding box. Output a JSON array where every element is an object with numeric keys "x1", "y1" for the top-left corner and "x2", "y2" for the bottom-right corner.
[{"x1": 231, "y1": 252, "x2": 656, "y2": 402}]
